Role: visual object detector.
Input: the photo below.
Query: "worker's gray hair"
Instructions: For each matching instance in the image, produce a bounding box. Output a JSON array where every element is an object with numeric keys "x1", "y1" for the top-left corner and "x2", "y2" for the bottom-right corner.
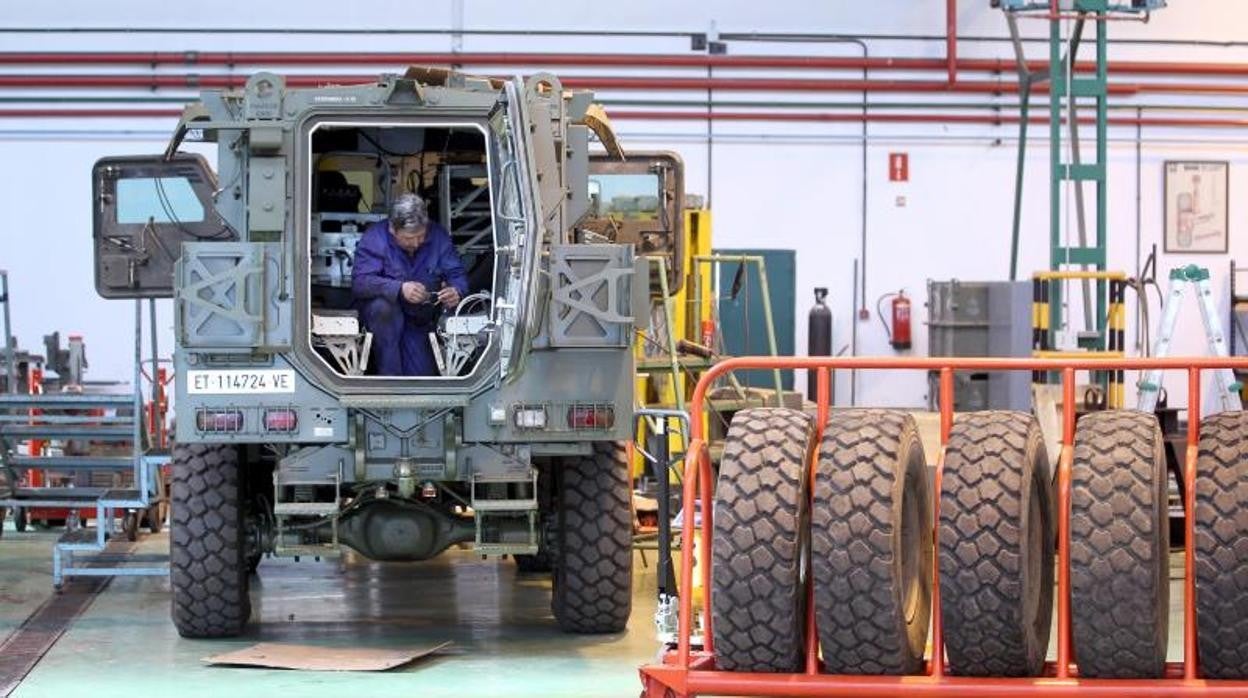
[{"x1": 389, "y1": 192, "x2": 429, "y2": 231}]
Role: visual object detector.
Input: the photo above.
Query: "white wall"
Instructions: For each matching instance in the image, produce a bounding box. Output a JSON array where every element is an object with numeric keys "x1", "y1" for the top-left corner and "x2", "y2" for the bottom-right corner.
[{"x1": 1, "y1": 1, "x2": 1246, "y2": 413}]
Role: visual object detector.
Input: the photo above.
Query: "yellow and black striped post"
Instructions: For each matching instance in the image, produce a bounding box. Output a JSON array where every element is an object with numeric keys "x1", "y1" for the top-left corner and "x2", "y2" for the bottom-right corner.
[
  {"x1": 1032, "y1": 276, "x2": 1050, "y2": 387},
  {"x1": 1107, "y1": 279, "x2": 1126, "y2": 408},
  {"x1": 1031, "y1": 270, "x2": 1128, "y2": 409}
]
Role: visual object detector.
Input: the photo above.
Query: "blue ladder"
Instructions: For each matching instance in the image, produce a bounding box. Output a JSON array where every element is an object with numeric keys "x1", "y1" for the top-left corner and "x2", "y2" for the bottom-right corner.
[{"x1": 0, "y1": 300, "x2": 170, "y2": 588}]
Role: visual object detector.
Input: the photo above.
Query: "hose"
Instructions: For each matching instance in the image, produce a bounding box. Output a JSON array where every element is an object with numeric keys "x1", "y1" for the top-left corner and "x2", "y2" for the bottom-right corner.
[{"x1": 875, "y1": 291, "x2": 901, "y2": 344}]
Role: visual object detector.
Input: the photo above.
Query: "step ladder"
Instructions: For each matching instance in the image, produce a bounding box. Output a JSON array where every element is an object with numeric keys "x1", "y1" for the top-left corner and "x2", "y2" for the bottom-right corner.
[
  {"x1": 0, "y1": 298, "x2": 170, "y2": 588},
  {"x1": 1137, "y1": 265, "x2": 1244, "y2": 414}
]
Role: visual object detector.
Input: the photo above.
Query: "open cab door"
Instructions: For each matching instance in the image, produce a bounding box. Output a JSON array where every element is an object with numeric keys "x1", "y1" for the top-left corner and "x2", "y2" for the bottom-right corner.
[
  {"x1": 586, "y1": 151, "x2": 685, "y2": 294},
  {"x1": 92, "y1": 153, "x2": 223, "y2": 298},
  {"x1": 490, "y1": 76, "x2": 565, "y2": 381}
]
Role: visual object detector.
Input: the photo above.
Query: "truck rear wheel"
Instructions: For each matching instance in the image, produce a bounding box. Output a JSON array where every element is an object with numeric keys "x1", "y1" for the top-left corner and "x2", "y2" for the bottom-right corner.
[
  {"x1": 551, "y1": 441, "x2": 633, "y2": 633},
  {"x1": 1195, "y1": 411, "x2": 1248, "y2": 679},
  {"x1": 712, "y1": 408, "x2": 814, "y2": 673},
  {"x1": 1070, "y1": 411, "x2": 1168, "y2": 679},
  {"x1": 813, "y1": 409, "x2": 931, "y2": 675},
  {"x1": 939, "y1": 411, "x2": 1053, "y2": 677},
  {"x1": 170, "y1": 443, "x2": 251, "y2": 638}
]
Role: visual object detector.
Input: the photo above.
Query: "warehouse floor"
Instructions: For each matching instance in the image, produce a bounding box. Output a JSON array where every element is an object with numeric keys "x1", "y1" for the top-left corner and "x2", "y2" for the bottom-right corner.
[
  {"x1": 0, "y1": 519, "x2": 1194, "y2": 698},
  {"x1": 0, "y1": 526, "x2": 658, "y2": 698}
]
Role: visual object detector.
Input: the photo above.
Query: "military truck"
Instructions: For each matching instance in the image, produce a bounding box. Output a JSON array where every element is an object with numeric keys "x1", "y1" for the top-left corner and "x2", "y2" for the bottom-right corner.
[{"x1": 90, "y1": 68, "x2": 682, "y2": 638}]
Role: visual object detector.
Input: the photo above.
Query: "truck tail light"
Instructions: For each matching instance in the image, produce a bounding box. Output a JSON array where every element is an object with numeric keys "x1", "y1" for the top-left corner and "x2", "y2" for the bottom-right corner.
[
  {"x1": 195, "y1": 409, "x2": 243, "y2": 433},
  {"x1": 513, "y1": 405, "x2": 548, "y2": 430},
  {"x1": 264, "y1": 408, "x2": 299, "y2": 433},
  {"x1": 567, "y1": 404, "x2": 615, "y2": 430}
]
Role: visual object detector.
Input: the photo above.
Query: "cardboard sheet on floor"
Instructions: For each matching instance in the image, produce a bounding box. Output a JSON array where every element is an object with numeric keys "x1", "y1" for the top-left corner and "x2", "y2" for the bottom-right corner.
[{"x1": 204, "y1": 641, "x2": 451, "y2": 672}]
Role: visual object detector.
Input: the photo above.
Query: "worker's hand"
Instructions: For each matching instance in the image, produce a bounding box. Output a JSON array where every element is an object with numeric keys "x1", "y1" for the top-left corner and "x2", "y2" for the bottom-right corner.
[
  {"x1": 437, "y1": 286, "x2": 461, "y2": 310},
  {"x1": 401, "y1": 281, "x2": 430, "y2": 305}
]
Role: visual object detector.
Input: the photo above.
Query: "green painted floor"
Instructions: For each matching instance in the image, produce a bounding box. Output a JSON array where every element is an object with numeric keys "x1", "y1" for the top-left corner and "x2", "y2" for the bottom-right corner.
[{"x1": 1, "y1": 522, "x2": 660, "y2": 698}]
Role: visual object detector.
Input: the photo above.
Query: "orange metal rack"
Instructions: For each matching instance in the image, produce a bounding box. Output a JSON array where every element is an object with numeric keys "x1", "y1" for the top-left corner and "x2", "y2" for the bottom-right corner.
[{"x1": 639, "y1": 355, "x2": 1248, "y2": 698}]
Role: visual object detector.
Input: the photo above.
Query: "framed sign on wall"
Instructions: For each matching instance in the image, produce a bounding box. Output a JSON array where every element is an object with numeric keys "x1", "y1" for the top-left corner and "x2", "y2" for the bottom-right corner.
[{"x1": 1164, "y1": 160, "x2": 1229, "y2": 253}]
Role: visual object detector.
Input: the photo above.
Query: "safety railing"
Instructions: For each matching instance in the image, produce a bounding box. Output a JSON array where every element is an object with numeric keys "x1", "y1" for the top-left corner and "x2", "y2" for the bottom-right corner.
[{"x1": 640, "y1": 354, "x2": 1248, "y2": 698}]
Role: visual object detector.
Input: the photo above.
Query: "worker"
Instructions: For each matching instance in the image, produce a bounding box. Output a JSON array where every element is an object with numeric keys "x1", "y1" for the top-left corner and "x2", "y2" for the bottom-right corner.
[{"x1": 353, "y1": 193, "x2": 468, "y2": 376}]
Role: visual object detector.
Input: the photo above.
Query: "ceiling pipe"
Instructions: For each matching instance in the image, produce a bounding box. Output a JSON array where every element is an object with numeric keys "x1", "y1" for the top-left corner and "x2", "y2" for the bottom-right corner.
[
  {"x1": 4, "y1": 107, "x2": 1248, "y2": 129},
  {"x1": 4, "y1": 52, "x2": 1248, "y2": 78},
  {"x1": 0, "y1": 74, "x2": 1151, "y2": 95},
  {"x1": 10, "y1": 73, "x2": 1248, "y2": 96},
  {"x1": 5, "y1": 93, "x2": 1248, "y2": 114},
  {"x1": 615, "y1": 110, "x2": 1248, "y2": 128}
]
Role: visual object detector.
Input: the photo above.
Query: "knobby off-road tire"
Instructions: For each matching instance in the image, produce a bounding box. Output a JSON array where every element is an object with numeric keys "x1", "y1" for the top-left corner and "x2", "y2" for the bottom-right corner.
[
  {"x1": 170, "y1": 443, "x2": 251, "y2": 638},
  {"x1": 1195, "y1": 411, "x2": 1248, "y2": 679},
  {"x1": 813, "y1": 409, "x2": 932, "y2": 675},
  {"x1": 712, "y1": 408, "x2": 814, "y2": 673},
  {"x1": 939, "y1": 411, "x2": 1054, "y2": 677},
  {"x1": 552, "y1": 441, "x2": 633, "y2": 634},
  {"x1": 1070, "y1": 411, "x2": 1169, "y2": 679}
]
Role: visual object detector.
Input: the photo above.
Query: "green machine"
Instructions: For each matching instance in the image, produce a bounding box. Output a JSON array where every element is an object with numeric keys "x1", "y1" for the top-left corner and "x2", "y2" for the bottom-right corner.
[{"x1": 999, "y1": 0, "x2": 1166, "y2": 404}]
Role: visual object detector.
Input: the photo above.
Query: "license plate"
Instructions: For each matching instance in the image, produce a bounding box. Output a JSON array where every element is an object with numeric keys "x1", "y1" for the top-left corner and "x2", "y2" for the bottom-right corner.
[{"x1": 186, "y1": 369, "x2": 296, "y2": 395}]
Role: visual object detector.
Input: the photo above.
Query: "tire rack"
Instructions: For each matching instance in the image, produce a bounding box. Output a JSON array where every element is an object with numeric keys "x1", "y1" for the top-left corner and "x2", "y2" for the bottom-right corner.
[{"x1": 639, "y1": 354, "x2": 1248, "y2": 697}]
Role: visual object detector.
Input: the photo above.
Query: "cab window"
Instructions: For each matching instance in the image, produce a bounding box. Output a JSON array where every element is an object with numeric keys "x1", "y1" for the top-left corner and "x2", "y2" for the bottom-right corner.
[{"x1": 116, "y1": 177, "x2": 206, "y2": 224}]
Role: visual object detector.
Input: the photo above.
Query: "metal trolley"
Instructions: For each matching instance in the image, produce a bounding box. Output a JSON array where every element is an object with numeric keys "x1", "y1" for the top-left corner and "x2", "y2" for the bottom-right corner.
[{"x1": 640, "y1": 354, "x2": 1248, "y2": 698}]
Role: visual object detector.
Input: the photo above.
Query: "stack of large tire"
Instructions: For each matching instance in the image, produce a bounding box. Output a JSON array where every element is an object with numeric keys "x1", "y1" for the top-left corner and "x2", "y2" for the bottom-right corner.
[{"x1": 709, "y1": 406, "x2": 1248, "y2": 681}]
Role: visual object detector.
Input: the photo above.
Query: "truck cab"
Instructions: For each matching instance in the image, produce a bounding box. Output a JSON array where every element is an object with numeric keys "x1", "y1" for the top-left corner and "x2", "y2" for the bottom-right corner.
[{"x1": 91, "y1": 68, "x2": 676, "y2": 638}]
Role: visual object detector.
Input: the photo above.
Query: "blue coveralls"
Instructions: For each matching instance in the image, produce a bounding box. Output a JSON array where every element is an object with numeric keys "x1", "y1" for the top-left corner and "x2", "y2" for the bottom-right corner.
[{"x1": 352, "y1": 220, "x2": 469, "y2": 376}]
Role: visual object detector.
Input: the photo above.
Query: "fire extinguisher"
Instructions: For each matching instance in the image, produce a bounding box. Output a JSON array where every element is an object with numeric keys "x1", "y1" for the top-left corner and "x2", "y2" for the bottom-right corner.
[{"x1": 877, "y1": 290, "x2": 912, "y2": 351}]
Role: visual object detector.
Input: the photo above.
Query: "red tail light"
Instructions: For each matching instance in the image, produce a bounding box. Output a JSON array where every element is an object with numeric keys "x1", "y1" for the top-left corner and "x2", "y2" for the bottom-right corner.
[
  {"x1": 264, "y1": 409, "x2": 299, "y2": 433},
  {"x1": 567, "y1": 404, "x2": 615, "y2": 430},
  {"x1": 195, "y1": 409, "x2": 243, "y2": 433}
]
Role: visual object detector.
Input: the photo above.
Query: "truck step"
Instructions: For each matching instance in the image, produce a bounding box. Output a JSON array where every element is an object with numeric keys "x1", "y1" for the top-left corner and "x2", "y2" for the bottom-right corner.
[
  {"x1": 275, "y1": 502, "x2": 340, "y2": 516},
  {"x1": 273, "y1": 544, "x2": 342, "y2": 559}
]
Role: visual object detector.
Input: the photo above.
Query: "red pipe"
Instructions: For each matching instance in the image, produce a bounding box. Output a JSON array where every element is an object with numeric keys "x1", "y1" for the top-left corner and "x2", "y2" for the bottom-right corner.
[
  {"x1": 947, "y1": 0, "x2": 958, "y2": 85},
  {"x1": 5, "y1": 51, "x2": 1248, "y2": 79},
  {"x1": 0, "y1": 73, "x2": 1154, "y2": 95},
  {"x1": 0, "y1": 108, "x2": 182, "y2": 118},
  {"x1": 5, "y1": 107, "x2": 1248, "y2": 130},
  {"x1": 10, "y1": 72, "x2": 1248, "y2": 96},
  {"x1": 612, "y1": 110, "x2": 1248, "y2": 128}
]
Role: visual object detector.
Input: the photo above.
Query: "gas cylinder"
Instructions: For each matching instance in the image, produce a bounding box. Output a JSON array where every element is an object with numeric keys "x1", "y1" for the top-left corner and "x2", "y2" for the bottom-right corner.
[
  {"x1": 807, "y1": 287, "x2": 832, "y2": 401},
  {"x1": 891, "y1": 291, "x2": 912, "y2": 350}
]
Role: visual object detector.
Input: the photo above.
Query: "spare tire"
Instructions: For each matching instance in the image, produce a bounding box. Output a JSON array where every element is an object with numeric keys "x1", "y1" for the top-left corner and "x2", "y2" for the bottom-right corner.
[
  {"x1": 812, "y1": 409, "x2": 932, "y2": 675},
  {"x1": 1070, "y1": 410, "x2": 1169, "y2": 679},
  {"x1": 939, "y1": 411, "x2": 1054, "y2": 677},
  {"x1": 1194, "y1": 410, "x2": 1248, "y2": 679},
  {"x1": 711, "y1": 407, "x2": 814, "y2": 673}
]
